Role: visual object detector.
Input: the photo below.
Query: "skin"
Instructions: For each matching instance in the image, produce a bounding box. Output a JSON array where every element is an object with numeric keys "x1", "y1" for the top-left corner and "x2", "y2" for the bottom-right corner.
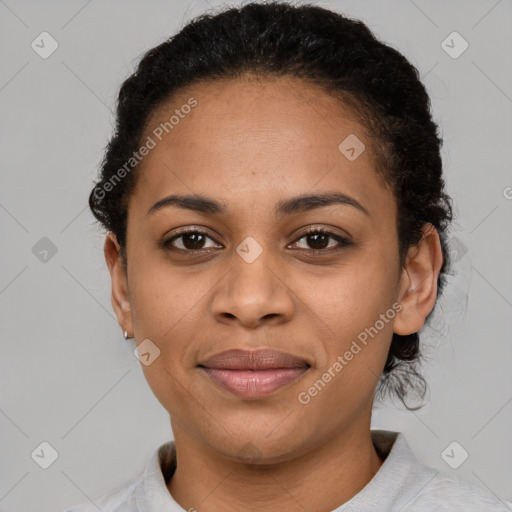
[{"x1": 104, "y1": 74, "x2": 443, "y2": 511}]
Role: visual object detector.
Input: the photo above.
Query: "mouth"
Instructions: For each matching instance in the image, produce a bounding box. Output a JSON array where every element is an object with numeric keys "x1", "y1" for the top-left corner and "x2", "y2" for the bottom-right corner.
[{"x1": 197, "y1": 349, "x2": 311, "y2": 399}]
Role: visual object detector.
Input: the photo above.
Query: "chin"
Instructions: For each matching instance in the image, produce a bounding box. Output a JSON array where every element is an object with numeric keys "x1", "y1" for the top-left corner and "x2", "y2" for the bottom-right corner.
[{"x1": 199, "y1": 417, "x2": 312, "y2": 465}]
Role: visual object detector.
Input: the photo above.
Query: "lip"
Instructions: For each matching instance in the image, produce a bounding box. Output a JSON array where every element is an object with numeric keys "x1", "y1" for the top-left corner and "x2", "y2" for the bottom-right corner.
[{"x1": 198, "y1": 349, "x2": 310, "y2": 399}]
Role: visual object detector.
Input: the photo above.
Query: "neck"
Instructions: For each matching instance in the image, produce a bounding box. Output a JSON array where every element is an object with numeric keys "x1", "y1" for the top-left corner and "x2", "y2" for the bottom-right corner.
[{"x1": 167, "y1": 416, "x2": 384, "y2": 512}]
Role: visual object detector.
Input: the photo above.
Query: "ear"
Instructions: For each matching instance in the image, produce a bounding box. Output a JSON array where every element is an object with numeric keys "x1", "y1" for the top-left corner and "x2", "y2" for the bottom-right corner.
[
  {"x1": 104, "y1": 231, "x2": 133, "y2": 337},
  {"x1": 394, "y1": 223, "x2": 444, "y2": 336}
]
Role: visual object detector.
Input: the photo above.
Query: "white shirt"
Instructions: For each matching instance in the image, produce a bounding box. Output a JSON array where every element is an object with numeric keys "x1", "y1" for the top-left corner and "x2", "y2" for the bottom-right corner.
[{"x1": 63, "y1": 430, "x2": 511, "y2": 511}]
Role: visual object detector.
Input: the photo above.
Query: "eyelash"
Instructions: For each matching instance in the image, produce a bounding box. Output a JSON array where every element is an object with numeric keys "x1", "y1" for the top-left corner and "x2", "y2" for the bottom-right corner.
[{"x1": 160, "y1": 226, "x2": 352, "y2": 256}]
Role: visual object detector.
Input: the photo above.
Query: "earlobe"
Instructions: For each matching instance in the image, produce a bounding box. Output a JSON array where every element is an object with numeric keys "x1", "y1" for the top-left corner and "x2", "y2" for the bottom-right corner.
[
  {"x1": 393, "y1": 224, "x2": 443, "y2": 336},
  {"x1": 104, "y1": 231, "x2": 133, "y2": 336}
]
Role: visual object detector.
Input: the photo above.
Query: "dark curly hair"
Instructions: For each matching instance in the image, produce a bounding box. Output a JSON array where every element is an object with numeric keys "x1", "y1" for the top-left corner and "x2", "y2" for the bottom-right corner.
[{"x1": 88, "y1": 0, "x2": 453, "y2": 409}]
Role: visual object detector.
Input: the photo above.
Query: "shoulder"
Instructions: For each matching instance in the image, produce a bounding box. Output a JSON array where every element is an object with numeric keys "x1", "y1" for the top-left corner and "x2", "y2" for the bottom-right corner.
[
  {"x1": 61, "y1": 476, "x2": 140, "y2": 512},
  {"x1": 61, "y1": 441, "x2": 176, "y2": 512},
  {"x1": 364, "y1": 431, "x2": 511, "y2": 512},
  {"x1": 405, "y1": 470, "x2": 512, "y2": 511}
]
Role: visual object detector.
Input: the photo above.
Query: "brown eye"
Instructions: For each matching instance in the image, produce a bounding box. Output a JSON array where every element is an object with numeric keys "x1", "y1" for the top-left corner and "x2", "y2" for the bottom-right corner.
[
  {"x1": 291, "y1": 229, "x2": 352, "y2": 254},
  {"x1": 164, "y1": 229, "x2": 220, "y2": 252}
]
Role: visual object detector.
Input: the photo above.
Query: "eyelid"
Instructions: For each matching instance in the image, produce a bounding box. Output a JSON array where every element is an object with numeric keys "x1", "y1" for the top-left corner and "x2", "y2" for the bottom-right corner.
[
  {"x1": 292, "y1": 224, "x2": 351, "y2": 240},
  {"x1": 165, "y1": 225, "x2": 223, "y2": 241}
]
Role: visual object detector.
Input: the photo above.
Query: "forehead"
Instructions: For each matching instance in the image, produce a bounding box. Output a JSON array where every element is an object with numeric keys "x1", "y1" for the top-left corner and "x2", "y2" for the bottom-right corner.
[
  {"x1": 131, "y1": 75, "x2": 393, "y2": 220},
  {"x1": 144, "y1": 74, "x2": 371, "y2": 153}
]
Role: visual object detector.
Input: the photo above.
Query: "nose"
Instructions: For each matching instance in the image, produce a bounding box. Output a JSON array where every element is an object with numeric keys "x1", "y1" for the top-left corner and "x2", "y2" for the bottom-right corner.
[{"x1": 210, "y1": 248, "x2": 295, "y2": 329}]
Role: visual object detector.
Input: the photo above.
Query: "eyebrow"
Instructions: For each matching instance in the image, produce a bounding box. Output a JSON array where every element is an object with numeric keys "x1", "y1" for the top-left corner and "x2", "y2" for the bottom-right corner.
[{"x1": 147, "y1": 192, "x2": 370, "y2": 218}]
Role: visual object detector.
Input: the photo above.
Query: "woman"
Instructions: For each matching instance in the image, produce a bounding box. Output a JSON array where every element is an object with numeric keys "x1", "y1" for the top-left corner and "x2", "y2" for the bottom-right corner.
[{"x1": 65, "y1": 1, "x2": 509, "y2": 510}]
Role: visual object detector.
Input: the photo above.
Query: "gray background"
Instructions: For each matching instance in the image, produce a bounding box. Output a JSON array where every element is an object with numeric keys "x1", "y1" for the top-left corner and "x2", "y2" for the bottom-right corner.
[{"x1": 1, "y1": 0, "x2": 511, "y2": 510}]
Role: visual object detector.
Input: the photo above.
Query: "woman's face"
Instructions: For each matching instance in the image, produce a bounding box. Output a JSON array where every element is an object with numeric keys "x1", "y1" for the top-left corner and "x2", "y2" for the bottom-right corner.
[{"x1": 112, "y1": 76, "x2": 409, "y2": 461}]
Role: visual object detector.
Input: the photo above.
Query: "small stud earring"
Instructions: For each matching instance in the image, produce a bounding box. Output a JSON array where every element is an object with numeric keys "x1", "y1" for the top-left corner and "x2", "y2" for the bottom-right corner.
[{"x1": 123, "y1": 330, "x2": 129, "y2": 339}]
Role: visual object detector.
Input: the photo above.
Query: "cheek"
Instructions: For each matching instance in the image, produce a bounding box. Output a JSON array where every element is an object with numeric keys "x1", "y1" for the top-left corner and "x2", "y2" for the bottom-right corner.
[
  {"x1": 298, "y1": 281, "x2": 397, "y2": 415},
  {"x1": 127, "y1": 262, "x2": 209, "y2": 406},
  {"x1": 128, "y1": 255, "x2": 206, "y2": 338},
  {"x1": 300, "y1": 258, "x2": 399, "y2": 400},
  {"x1": 307, "y1": 254, "x2": 398, "y2": 339}
]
